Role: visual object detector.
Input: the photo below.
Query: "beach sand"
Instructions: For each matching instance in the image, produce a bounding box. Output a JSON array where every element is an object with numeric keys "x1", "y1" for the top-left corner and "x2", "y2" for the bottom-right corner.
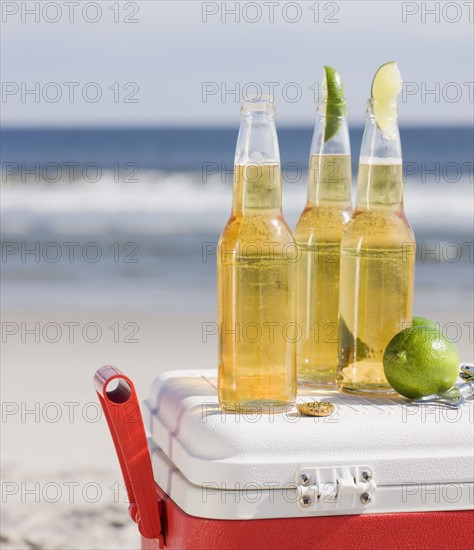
[
  {"x1": 2, "y1": 304, "x2": 473, "y2": 549},
  {"x1": 1, "y1": 313, "x2": 215, "y2": 550}
]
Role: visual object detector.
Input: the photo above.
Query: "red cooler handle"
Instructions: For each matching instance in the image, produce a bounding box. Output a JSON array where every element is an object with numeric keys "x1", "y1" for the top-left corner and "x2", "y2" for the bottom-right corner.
[{"x1": 94, "y1": 365, "x2": 164, "y2": 547}]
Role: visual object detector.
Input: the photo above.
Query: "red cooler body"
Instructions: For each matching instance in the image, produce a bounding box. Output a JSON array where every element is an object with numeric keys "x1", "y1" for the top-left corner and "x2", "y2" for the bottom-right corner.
[{"x1": 94, "y1": 367, "x2": 474, "y2": 550}]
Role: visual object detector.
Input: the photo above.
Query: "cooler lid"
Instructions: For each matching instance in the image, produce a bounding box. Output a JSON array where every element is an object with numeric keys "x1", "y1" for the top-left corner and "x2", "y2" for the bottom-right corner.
[{"x1": 143, "y1": 369, "x2": 473, "y2": 488}]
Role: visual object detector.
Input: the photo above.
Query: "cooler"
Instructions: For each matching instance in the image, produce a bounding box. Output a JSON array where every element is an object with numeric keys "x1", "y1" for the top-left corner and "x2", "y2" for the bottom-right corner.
[{"x1": 94, "y1": 366, "x2": 474, "y2": 550}]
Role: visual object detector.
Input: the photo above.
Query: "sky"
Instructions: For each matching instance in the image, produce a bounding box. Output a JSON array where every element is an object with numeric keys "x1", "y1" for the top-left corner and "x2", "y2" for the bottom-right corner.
[{"x1": 1, "y1": 0, "x2": 473, "y2": 127}]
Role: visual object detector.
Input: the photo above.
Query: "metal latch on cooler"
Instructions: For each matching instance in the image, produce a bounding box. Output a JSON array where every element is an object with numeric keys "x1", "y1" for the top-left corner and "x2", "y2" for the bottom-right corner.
[{"x1": 295, "y1": 466, "x2": 376, "y2": 512}]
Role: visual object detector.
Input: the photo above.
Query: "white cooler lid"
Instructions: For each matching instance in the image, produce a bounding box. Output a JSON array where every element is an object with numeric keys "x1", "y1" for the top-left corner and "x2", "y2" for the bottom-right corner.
[{"x1": 143, "y1": 369, "x2": 474, "y2": 489}]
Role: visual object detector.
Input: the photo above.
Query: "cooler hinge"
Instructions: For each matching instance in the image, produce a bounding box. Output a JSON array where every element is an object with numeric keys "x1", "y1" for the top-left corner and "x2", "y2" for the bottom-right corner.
[{"x1": 295, "y1": 465, "x2": 376, "y2": 512}]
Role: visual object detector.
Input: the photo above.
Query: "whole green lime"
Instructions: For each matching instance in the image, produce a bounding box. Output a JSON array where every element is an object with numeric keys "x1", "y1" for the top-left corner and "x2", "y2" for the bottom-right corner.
[{"x1": 383, "y1": 326, "x2": 459, "y2": 399}]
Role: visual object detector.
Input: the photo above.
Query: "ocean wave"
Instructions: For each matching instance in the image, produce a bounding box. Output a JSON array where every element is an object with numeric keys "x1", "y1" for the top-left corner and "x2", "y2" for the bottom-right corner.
[{"x1": 1, "y1": 171, "x2": 472, "y2": 239}]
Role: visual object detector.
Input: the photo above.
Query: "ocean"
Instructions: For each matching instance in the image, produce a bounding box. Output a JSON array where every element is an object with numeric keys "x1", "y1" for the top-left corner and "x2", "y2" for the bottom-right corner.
[{"x1": 1, "y1": 127, "x2": 473, "y2": 316}]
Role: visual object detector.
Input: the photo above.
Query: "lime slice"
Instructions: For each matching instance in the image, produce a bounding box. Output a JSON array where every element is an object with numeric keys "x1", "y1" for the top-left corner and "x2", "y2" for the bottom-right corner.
[
  {"x1": 371, "y1": 61, "x2": 402, "y2": 140},
  {"x1": 383, "y1": 326, "x2": 459, "y2": 399},
  {"x1": 322, "y1": 66, "x2": 345, "y2": 142},
  {"x1": 339, "y1": 316, "x2": 374, "y2": 364}
]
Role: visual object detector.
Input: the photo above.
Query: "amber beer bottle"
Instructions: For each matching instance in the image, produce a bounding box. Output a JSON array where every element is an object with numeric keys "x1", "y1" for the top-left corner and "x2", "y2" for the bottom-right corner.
[
  {"x1": 337, "y1": 98, "x2": 415, "y2": 394},
  {"x1": 217, "y1": 97, "x2": 296, "y2": 411},
  {"x1": 294, "y1": 87, "x2": 352, "y2": 388}
]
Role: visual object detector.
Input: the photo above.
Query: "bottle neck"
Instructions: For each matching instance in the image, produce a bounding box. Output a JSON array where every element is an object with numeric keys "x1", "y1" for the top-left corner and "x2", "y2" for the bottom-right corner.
[
  {"x1": 307, "y1": 102, "x2": 352, "y2": 207},
  {"x1": 233, "y1": 102, "x2": 282, "y2": 215},
  {"x1": 232, "y1": 163, "x2": 282, "y2": 214},
  {"x1": 356, "y1": 100, "x2": 403, "y2": 212}
]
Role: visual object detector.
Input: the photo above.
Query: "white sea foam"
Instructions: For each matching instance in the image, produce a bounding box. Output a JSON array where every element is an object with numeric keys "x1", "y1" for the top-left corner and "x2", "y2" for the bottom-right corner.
[
  {"x1": 2, "y1": 170, "x2": 472, "y2": 316},
  {"x1": 1, "y1": 170, "x2": 472, "y2": 237}
]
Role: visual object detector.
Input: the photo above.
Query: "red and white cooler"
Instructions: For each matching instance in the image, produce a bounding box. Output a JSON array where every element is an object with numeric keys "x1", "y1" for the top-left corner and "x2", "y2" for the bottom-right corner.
[{"x1": 94, "y1": 366, "x2": 474, "y2": 550}]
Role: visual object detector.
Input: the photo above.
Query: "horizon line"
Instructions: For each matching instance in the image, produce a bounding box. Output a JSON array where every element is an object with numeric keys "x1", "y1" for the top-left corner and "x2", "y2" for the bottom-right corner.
[{"x1": 1, "y1": 123, "x2": 473, "y2": 131}]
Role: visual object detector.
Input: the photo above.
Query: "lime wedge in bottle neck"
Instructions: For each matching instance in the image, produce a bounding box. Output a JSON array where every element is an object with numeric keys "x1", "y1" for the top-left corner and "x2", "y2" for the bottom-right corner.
[
  {"x1": 322, "y1": 66, "x2": 346, "y2": 143},
  {"x1": 370, "y1": 61, "x2": 402, "y2": 140}
]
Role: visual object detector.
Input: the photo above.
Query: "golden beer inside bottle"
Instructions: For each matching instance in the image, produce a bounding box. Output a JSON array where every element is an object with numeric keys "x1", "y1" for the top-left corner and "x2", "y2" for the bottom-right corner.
[
  {"x1": 337, "y1": 160, "x2": 415, "y2": 394},
  {"x1": 218, "y1": 164, "x2": 296, "y2": 411},
  {"x1": 295, "y1": 154, "x2": 352, "y2": 387}
]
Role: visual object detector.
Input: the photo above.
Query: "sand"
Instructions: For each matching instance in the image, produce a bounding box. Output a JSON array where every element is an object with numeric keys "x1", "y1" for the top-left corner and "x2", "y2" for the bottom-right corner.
[
  {"x1": 1, "y1": 308, "x2": 473, "y2": 549},
  {"x1": 1, "y1": 313, "x2": 215, "y2": 549}
]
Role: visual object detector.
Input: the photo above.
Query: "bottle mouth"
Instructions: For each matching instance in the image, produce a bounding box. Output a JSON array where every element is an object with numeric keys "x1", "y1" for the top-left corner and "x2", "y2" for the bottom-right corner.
[
  {"x1": 241, "y1": 95, "x2": 275, "y2": 116},
  {"x1": 320, "y1": 97, "x2": 346, "y2": 106},
  {"x1": 367, "y1": 98, "x2": 398, "y2": 108},
  {"x1": 316, "y1": 100, "x2": 347, "y2": 115},
  {"x1": 366, "y1": 98, "x2": 398, "y2": 120}
]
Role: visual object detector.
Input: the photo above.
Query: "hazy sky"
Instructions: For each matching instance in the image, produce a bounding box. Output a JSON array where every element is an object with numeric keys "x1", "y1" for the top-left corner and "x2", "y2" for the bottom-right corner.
[{"x1": 1, "y1": 0, "x2": 473, "y2": 126}]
